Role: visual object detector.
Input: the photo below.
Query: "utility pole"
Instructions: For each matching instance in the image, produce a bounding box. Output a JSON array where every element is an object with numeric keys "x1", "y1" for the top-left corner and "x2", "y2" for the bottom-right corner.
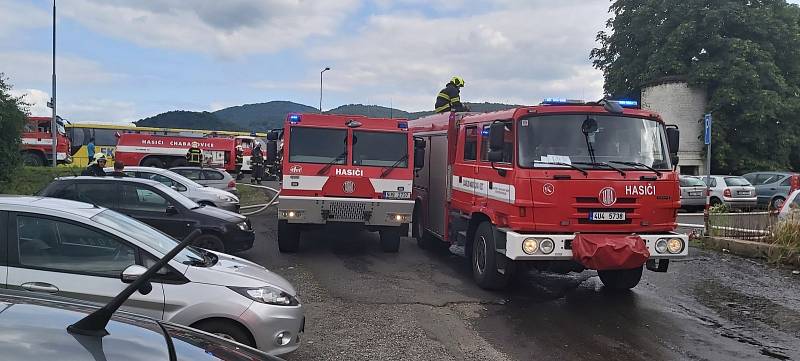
[
  {"x1": 50, "y1": 0, "x2": 57, "y2": 167},
  {"x1": 704, "y1": 113, "x2": 712, "y2": 234},
  {"x1": 319, "y1": 67, "x2": 330, "y2": 113}
]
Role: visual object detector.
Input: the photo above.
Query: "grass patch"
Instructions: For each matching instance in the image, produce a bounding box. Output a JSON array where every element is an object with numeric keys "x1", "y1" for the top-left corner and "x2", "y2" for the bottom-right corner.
[
  {"x1": 236, "y1": 183, "x2": 274, "y2": 207},
  {"x1": 0, "y1": 166, "x2": 84, "y2": 195},
  {"x1": 766, "y1": 220, "x2": 800, "y2": 264}
]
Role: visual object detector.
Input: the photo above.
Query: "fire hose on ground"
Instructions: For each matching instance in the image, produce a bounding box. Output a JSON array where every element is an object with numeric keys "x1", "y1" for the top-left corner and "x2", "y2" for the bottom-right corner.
[{"x1": 237, "y1": 183, "x2": 281, "y2": 216}]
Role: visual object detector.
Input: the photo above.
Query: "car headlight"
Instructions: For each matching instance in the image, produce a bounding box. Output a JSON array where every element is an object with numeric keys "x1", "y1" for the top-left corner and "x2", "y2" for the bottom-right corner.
[
  {"x1": 279, "y1": 209, "x2": 304, "y2": 219},
  {"x1": 539, "y1": 239, "x2": 555, "y2": 254},
  {"x1": 218, "y1": 194, "x2": 237, "y2": 203},
  {"x1": 237, "y1": 221, "x2": 250, "y2": 231},
  {"x1": 655, "y1": 239, "x2": 668, "y2": 254},
  {"x1": 522, "y1": 238, "x2": 538, "y2": 254},
  {"x1": 667, "y1": 238, "x2": 684, "y2": 254},
  {"x1": 228, "y1": 286, "x2": 299, "y2": 306}
]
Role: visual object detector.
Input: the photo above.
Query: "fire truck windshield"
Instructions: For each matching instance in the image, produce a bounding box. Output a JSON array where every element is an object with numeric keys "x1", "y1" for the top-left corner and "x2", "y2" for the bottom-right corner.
[
  {"x1": 518, "y1": 114, "x2": 672, "y2": 170},
  {"x1": 353, "y1": 130, "x2": 408, "y2": 167},
  {"x1": 289, "y1": 127, "x2": 347, "y2": 164}
]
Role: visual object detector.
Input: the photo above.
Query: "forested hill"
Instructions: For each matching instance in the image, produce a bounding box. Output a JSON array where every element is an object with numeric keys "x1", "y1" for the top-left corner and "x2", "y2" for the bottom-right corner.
[{"x1": 136, "y1": 101, "x2": 519, "y2": 131}]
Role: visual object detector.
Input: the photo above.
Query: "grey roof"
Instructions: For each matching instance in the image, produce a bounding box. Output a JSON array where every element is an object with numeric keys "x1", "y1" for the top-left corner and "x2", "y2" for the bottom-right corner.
[{"x1": 0, "y1": 196, "x2": 104, "y2": 218}]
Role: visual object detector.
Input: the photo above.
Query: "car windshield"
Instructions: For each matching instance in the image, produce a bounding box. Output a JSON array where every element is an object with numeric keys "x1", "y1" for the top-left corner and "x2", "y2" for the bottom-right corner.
[
  {"x1": 91, "y1": 209, "x2": 204, "y2": 264},
  {"x1": 353, "y1": 130, "x2": 408, "y2": 167},
  {"x1": 681, "y1": 177, "x2": 706, "y2": 187},
  {"x1": 519, "y1": 115, "x2": 672, "y2": 170},
  {"x1": 725, "y1": 177, "x2": 751, "y2": 186},
  {"x1": 288, "y1": 126, "x2": 347, "y2": 164},
  {"x1": 151, "y1": 182, "x2": 201, "y2": 209}
]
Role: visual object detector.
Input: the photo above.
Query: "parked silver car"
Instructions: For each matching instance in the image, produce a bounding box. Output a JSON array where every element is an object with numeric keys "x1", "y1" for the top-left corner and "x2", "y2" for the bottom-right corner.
[
  {"x1": 679, "y1": 175, "x2": 706, "y2": 211},
  {"x1": 701, "y1": 175, "x2": 757, "y2": 209},
  {"x1": 0, "y1": 196, "x2": 304, "y2": 355},
  {"x1": 105, "y1": 166, "x2": 240, "y2": 212},
  {"x1": 742, "y1": 171, "x2": 796, "y2": 209},
  {"x1": 170, "y1": 167, "x2": 237, "y2": 194}
]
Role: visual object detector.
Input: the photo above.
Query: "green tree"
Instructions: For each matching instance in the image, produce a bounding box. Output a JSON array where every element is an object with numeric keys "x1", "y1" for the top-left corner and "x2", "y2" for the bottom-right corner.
[
  {"x1": 591, "y1": 0, "x2": 800, "y2": 174},
  {"x1": 0, "y1": 74, "x2": 28, "y2": 182}
]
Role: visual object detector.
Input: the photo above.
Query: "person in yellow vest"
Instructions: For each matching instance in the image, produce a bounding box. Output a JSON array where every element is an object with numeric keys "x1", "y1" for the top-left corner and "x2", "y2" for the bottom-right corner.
[
  {"x1": 234, "y1": 145, "x2": 244, "y2": 181},
  {"x1": 186, "y1": 141, "x2": 203, "y2": 167},
  {"x1": 435, "y1": 76, "x2": 469, "y2": 113}
]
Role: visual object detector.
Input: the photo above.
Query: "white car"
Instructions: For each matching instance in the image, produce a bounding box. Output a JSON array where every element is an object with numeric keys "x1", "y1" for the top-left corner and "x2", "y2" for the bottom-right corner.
[
  {"x1": 778, "y1": 189, "x2": 800, "y2": 221},
  {"x1": 0, "y1": 196, "x2": 304, "y2": 355},
  {"x1": 105, "y1": 166, "x2": 240, "y2": 212},
  {"x1": 701, "y1": 175, "x2": 757, "y2": 210}
]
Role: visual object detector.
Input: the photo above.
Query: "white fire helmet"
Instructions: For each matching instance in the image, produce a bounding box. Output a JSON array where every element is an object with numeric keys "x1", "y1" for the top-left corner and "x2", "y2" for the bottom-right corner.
[{"x1": 191, "y1": 141, "x2": 200, "y2": 148}]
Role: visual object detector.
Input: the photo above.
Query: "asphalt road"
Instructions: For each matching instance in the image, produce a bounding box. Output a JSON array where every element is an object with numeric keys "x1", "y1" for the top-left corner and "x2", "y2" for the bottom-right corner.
[{"x1": 238, "y1": 185, "x2": 800, "y2": 361}]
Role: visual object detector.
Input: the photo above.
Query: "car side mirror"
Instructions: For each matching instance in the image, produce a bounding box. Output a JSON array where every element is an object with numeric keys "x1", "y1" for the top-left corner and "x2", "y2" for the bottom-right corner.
[
  {"x1": 413, "y1": 137, "x2": 426, "y2": 169},
  {"x1": 487, "y1": 122, "x2": 508, "y2": 176},
  {"x1": 166, "y1": 205, "x2": 178, "y2": 215},
  {"x1": 267, "y1": 140, "x2": 278, "y2": 163},
  {"x1": 121, "y1": 264, "x2": 152, "y2": 295}
]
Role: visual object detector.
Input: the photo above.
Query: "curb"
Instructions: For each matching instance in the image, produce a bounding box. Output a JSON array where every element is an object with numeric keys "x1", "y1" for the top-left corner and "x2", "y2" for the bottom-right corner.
[{"x1": 702, "y1": 236, "x2": 800, "y2": 267}]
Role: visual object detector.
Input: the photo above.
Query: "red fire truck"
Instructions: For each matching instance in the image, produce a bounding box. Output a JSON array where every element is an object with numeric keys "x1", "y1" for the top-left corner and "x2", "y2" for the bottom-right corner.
[
  {"x1": 114, "y1": 133, "x2": 237, "y2": 171},
  {"x1": 409, "y1": 99, "x2": 688, "y2": 290},
  {"x1": 271, "y1": 113, "x2": 424, "y2": 253},
  {"x1": 20, "y1": 116, "x2": 72, "y2": 166}
]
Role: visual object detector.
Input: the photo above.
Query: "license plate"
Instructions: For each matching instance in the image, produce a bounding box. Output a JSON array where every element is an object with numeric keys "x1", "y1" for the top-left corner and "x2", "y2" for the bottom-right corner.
[
  {"x1": 590, "y1": 212, "x2": 626, "y2": 221},
  {"x1": 737, "y1": 191, "x2": 750, "y2": 196},
  {"x1": 383, "y1": 191, "x2": 411, "y2": 200},
  {"x1": 688, "y1": 191, "x2": 701, "y2": 196}
]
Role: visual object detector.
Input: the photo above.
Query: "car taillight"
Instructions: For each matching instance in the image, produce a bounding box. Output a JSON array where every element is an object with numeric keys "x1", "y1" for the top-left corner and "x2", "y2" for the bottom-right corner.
[
  {"x1": 228, "y1": 179, "x2": 236, "y2": 188},
  {"x1": 724, "y1": 188, "x2": 731, "y2": 197}
]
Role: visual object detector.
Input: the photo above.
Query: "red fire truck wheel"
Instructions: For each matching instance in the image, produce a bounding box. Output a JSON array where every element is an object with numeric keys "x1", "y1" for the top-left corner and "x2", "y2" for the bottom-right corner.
[
  {"x1": 471, "y1": 222, "x2": 511, "y2": 290},
  {"x1": 278, "y1": 220, "x2": 300, "y2": 253},
  {"x1": 598, "y1": 267, "x2": 643, "y2": 290},
  {"x1": 379, "y1": 228, "x2": 401, "y2": 253}
]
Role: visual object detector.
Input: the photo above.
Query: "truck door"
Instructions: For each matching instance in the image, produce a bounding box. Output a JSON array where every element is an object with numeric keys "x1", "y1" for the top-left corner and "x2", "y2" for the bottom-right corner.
[
  {"x1": 451, "y1": 125, "x2": 479, "y2": 210},
  {"x1": 426, "y1": 134, "x2": 449, "y2": 237},
  {"x1": 477, "y1": 121, "x2": 514, "y2": 206}
]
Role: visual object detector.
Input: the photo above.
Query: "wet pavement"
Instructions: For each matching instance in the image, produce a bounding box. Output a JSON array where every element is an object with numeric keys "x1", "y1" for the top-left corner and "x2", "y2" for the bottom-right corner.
[{"x1": 238, "y1": 184, "x2": 800, "y2": 361}]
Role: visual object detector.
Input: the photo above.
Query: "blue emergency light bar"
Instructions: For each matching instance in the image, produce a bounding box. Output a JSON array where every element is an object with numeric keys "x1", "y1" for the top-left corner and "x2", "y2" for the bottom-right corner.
[
  {"x1": 541, "y1": 98, "x2": 586, "y2": 105},
  {"x1": 615, "y1": 100, "x2": 639, "y2": 108},
  {"x1": 288, "y1": 114, "x2": 301, "y2": 123}
]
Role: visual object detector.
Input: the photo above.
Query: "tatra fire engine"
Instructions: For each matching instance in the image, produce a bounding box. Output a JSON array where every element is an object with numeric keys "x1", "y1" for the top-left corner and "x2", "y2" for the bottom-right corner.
[
  {"x1": 408, "y1": 99, "x2": 688, "y2": 290},
  {"x1": 20, "y1": 116, "x2": 71, "y2": 166},
  {"x1": 271, "y1": 113, "x2": 424, "y2": 253}
]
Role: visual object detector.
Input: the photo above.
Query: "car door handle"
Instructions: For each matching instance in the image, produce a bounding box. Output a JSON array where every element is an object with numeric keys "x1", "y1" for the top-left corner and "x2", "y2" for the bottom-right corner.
[{"x1": 20, "y1": 282, "x2": 60, "y2": 293}]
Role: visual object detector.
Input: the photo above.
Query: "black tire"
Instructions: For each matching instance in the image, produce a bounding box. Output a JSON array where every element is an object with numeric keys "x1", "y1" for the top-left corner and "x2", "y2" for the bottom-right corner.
[
  {"x1": 379, "y1": 227, "x2": 401, "y2": 253},
  {"x1": 598, "y1": 267, "x2": 643, "y2": 290},
  {"x1": 278, "y1": 220, "x2": 300, "y2": 253},
  {"x1": 192, "y1": 233, "x2": 225, "y2": 252},
  {"x1": 770, "y1": 197, "x2": 786, "y2": 211},
  {"x1": 21, "y1": 152, "x2": 45, "y2": 167},
  {"x1": 192, "y1": 319, "x2": 255, "y2": 348},
  {"x1": 170, "y1": 158, "x2": 189, "y2": 168},
  {"x1": 471, "y1": 222, "x2": 512, "y2": 290},
  {"x1": 141, "y1": 157, "x2": 164, "y2": 168}
]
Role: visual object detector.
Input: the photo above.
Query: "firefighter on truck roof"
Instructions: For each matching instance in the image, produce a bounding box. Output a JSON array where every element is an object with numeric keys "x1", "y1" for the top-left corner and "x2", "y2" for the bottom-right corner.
[
  {"x1": 435, "y1": 76, "x2": 469, "y2": 113},
  {"x1": 186, "y1": 141, "x2": 203, "y2": 167}
]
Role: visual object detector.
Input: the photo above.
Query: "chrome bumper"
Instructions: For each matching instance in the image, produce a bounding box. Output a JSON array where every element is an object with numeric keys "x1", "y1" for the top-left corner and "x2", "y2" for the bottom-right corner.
[
  {"x1": 278, "y1": 195, "x2": 414, "y2": 226},
  {"x1": 501, "y1": 230, "x2": 689, "y2": 261}
]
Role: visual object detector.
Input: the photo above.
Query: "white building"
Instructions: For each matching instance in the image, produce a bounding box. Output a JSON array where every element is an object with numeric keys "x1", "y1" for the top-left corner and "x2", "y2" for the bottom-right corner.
[{"x1": 641, "y1": 77, "x2": 707, "y2": 175}]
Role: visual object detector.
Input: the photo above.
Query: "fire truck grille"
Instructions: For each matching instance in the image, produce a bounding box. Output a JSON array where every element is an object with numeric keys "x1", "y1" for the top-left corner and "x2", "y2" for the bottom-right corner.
[{"x1": 327, "y1": 201, "x2": 368, "y2": 221}]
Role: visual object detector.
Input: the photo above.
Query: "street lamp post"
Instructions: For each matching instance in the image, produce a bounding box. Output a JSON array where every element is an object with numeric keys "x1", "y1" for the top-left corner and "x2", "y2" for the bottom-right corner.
[
  {"x1": 50, "y1": 0, "x2": 57, "y2": 167},
  {"x1": 320, "y1": 67, "x2": 330, "y2": 113}
]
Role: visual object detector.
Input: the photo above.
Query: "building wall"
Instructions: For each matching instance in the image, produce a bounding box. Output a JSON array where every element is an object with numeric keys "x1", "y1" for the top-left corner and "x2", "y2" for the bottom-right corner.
[{"x1": 641, "y1": 81, "x2": 707, "y2": 175}]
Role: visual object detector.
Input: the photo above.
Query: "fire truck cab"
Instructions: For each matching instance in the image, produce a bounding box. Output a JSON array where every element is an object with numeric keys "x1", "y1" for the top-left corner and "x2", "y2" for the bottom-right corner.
[
  {"x1": 273, "y1": 113, "x2": 424, "y2": 253},
  {"x1": 21, "y1": 116, "x2": 71, "y2": 166},
  {"x1": 409, "y1": 99, "x2": 688, "y2": 290}
]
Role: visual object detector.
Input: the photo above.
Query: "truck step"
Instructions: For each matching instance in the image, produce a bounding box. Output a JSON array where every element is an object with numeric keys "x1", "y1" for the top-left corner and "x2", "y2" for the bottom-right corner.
[{"x1": 449, "y1": 244, "x2": 466, "y2": 258}]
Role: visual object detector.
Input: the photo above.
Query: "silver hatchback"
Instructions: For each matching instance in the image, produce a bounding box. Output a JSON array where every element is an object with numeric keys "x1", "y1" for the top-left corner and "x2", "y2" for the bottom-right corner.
[
  {"x1": 679, "y1": 175, "x2": 707, "y2": 211},
  {"x1": 0, "y1": 196, "x2": 304, "y2": 355},
  {"x1": 702, "y1": 175, "x2": 757, "y2": 209},
  {"x1": 169, "y1": 167, "x2": 237, "y2": 195}
]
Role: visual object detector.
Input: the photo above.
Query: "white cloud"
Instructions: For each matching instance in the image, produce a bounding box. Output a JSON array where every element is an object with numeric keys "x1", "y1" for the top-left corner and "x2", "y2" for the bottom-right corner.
[
  {"x1": 308, "y1": 0, "x2": 607, "y2": 110},
  {"x1": 0, "y1": 51, "x2": 126, "y2": 86},
  {"x1": 57, "y1": 0, "x2": 360, "y2": 57},
  {"x1": 10, "y1": 88, "x2": 138, "y2": 123},
  {"x1": 0, "y1": 1, "x2": 50, "y2": 39}
]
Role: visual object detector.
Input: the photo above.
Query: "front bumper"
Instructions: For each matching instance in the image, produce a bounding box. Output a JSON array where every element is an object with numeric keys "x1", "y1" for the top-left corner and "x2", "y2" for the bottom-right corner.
[
  {"x1": 216, "y1": 200, "x2": 241, "y2": 213},
  {"x1": 680, "y1": 197, "x2": 705, "y2": 207},
  {"x1": 502, "y1": 230, "x2": 689, "y2": 262},
  {"x1": 240, "y1": 301, "x2": 305, "y2": 356},
  {"x1": 722, "y1": 197, "x2": 757, "y2": 209},
  {"x1": 222, "y1": 229, "x2": 255, "y2": 253},
  {"x1": 278, "y1": 195, "x2": 414, "y2": 226}
]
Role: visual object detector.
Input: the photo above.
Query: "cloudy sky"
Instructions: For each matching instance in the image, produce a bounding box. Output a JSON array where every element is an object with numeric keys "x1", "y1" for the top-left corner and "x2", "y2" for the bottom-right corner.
[{"x1": 1, "y1": 0, "x2": 769, "y2": 123}]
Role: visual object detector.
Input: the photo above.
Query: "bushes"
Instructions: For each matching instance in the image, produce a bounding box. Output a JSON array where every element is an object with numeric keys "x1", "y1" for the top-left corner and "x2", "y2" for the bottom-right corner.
[
  {"x1": 766, "y1": 220, "x2": 800, "y2": 265},
  {"x1": 0, "y1": 74, "x2": 28, "y2": 183},
  {"x1": 0, "y1": 166, "x2": 83, "y2": 195}
]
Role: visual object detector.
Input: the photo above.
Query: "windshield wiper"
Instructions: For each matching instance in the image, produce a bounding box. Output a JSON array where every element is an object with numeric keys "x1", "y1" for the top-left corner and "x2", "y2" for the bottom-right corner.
[
  {"x1": 317, "y1": 151, "x2": 347, "y2": 176},
  {"x1": 532, "y1": 161, "x2": 588, "y2": 176},
  {"x1": 572, "y1": 161, "x2": 626, "y2": 176},
  {"x1": 608, "y1": 161, "x2": 662, "y2": 177},
  {"x1": 380, "y1": 154, "x2": 409, "y2": 178}
]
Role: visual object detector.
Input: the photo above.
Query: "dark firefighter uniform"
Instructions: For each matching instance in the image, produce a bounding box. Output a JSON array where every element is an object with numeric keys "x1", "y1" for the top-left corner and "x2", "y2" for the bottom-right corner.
[
  {"x1": 251, "y1": 145, "x2": 264, "y2": 185},
  {"x1": 186, "y1": 146, "x2": 203, "y2": 167},
  {"x1": 235, "y1": 146, "x2": 244, "y2": 181},
  {"x1": 435, "y1": 76, "x2": 468, "y2": 113}
]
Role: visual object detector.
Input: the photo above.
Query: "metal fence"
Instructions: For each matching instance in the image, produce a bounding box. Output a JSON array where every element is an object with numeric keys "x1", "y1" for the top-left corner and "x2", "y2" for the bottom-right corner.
[{"x1": 707, "y1": 211, "x2": 776, "y2": 241}]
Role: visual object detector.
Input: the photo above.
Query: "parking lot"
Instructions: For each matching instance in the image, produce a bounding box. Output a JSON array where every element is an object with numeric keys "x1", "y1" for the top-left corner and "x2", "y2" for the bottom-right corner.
[{"x1": 238, "y1": 182, "x2": 800, "y2": 361}]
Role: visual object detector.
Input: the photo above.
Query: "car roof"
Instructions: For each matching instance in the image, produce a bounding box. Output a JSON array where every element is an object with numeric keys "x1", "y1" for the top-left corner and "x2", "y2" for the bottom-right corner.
[
  {"x1": 743, "y1": 171, "x2": 795, "y2": 175},
  {"x1": 0, "y1": 290, "x2": 170, "y2": 360},
  {"x1": 0, "y1": 195, "x2": 104, "y2": 218},
  {"x1": 169, "y1": 167, "x2": 225, "y2": 172},
  {"x1": 55, "y1": 175, "x2": 165, "y2": 187}
]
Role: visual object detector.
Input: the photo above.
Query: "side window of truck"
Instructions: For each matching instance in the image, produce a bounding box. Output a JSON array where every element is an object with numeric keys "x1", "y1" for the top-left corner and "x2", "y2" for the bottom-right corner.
[
  {"x1": 464, "y1": 126, "x2": 478, "y2": 161},
  {"x1": 480, "y1": 121, "x2": 513, "y2": 163}
]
